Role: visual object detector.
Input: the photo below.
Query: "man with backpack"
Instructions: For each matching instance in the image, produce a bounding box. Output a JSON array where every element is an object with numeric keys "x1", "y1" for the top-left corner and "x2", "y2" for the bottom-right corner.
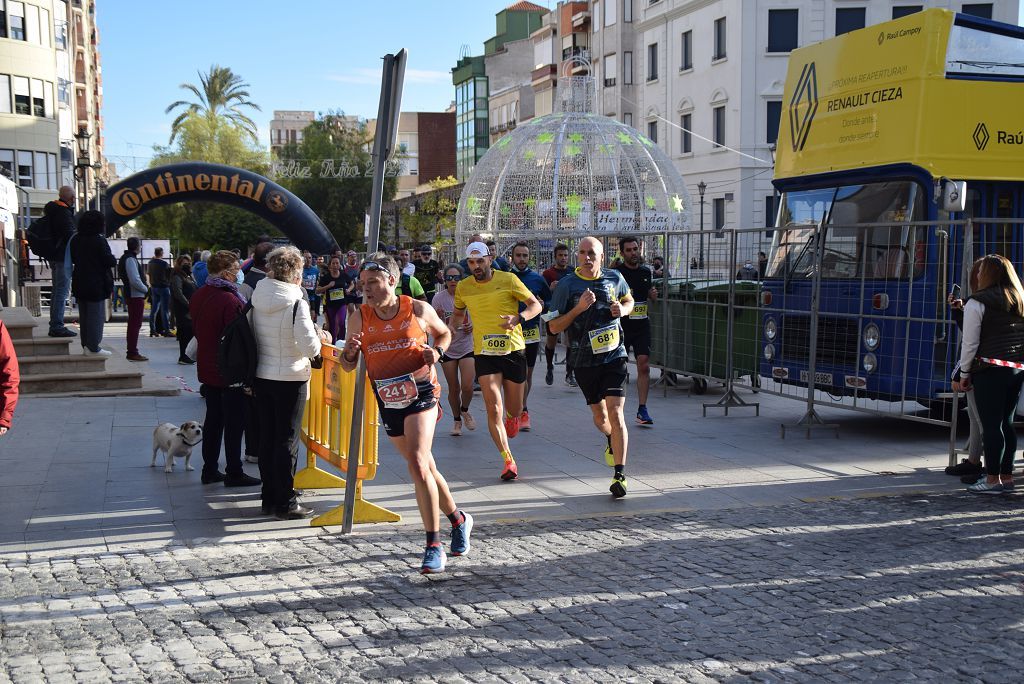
[
  {"x1": 43, "y1": 187, "x2": 77, "y2": 338},
  {"x1": 118, "y1": 237, "x2": 149, "y2": 362}
]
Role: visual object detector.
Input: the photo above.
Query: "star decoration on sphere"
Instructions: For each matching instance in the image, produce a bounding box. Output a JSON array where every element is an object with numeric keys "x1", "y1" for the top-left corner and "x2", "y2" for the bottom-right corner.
[
  {"x1": 645, "y1": 196, "x2": 657, "y2": 210},
  {"x1": 616, "y1": 131, "x2": 634, "y2": 145},
  {"x1": 466, "y1": 197, "x2": 483, "y2": 214},
  {"x1": 537, "y1": 132, "x2": 555, "y2": 144},
  {"x1": 670, "y1": 195, "x2": 685, "y2": 213},
  {"x1": 525, "y1": 197, "x2": 537, "y2": 211},
  {"x1": 638, "y1": 135, "x2": 655, "y2": 148},
  {"x1": 564, "y1": 144, "x2": 582, "y2": 157},
  {"x1": 565, "y1": 194, "x2": 584, "y2": 218},
  {"x1": 496, "y1": 136, "x2": 512, "y2": 149},
  {"x1": 500, "y1": 204, "x2": 511, "y2": 217},
  {"x1": 523, "y1": 150, "x2": 537, "y2": 161},
  {"x1": 568, "y1": 133, "x2": 584, "y2": 143},
  {"x1": 597, "y1": 144, "x2": 613, "y2": 155}
]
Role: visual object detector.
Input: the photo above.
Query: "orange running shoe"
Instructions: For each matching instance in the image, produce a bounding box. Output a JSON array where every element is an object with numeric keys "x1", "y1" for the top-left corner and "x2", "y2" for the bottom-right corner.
[
  {"x1": 519, "y1": 410, "x2": 531, "y2": 431},
  {"x1": 500, "y1": 453, "x2": 518, "y2": 481},
  {"x1": 504, "y1": 413, "x2": 520, "y2": 439}
]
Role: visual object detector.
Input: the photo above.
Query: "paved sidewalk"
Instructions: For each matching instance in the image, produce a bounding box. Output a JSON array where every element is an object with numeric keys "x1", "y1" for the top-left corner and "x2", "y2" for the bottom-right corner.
[
  {"x1": 0, "y1": 321, "x2": 1002, "y2": 556},
  {"x1": 1, "y1": 492, "x2": 1021, "y2": 682}
]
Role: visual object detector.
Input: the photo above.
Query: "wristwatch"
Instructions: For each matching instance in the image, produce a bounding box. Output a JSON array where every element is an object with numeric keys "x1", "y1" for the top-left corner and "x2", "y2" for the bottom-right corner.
[{"x1": 434, "y1": 345, "x2": 445, "y2": 359}]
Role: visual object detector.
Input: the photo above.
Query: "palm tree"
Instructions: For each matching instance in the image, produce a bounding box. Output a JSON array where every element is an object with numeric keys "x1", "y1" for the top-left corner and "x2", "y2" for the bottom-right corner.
[{"x1": 165, "y1": 65, "x2": 261, "y2": 144}]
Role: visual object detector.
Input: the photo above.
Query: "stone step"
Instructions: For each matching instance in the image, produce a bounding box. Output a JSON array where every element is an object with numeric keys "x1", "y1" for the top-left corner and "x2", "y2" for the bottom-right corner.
[
  {"x1": 20, "y1": 370, "x2": 143, "y2": 395},
  {"x1": 33, "y1": 385, "x2": 180, "y2": 399},
  {"x1": 0, "y1": 307, "x2": 44, "y2": 340},
  {"x1": 11, "y1": 336, "x2": 74, "y2": 358},
  {"x1": 17, "y1": 354, "x2": 108, "y2": 375}
]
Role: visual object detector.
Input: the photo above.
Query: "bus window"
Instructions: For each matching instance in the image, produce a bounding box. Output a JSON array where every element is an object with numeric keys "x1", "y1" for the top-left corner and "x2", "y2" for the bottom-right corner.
[{"x1": 771, "y1": 181, "x2": 924, "y2": 279}]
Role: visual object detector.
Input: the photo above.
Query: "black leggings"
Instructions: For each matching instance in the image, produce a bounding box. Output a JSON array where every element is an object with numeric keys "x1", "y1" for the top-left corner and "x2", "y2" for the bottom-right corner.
[
  {"x1": 174, "y1": 307, "x2": 192, "y2": 360},
  {"x1": 971, "y1": 366, "x2": 1024, "y2": 476},
  {"x1": 254, "y1": 378, "x2": 307, "y2": 511}
]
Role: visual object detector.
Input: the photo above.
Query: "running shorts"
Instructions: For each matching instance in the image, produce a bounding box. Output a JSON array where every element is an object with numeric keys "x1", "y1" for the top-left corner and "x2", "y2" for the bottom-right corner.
[
  {"x1": 572, "y1": 359, "x2": 628, "y2": 405},
  {"x1": 474, "y1": 349, "x2": 528, "y2": 384},
  {"x1": 621, "y1": 318, "x2": 651, "y2": 358}
]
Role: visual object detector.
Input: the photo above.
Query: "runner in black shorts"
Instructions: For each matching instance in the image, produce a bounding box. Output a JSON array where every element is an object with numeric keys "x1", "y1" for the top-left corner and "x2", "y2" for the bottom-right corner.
[
  {"x1": 510, "y1": 242, "x2": 552, "y2": 431},
  {"x1": 341, "y1": 253, "x2": 473, "y2": 575},
  {"x1": 614, "y1": 236, "x2": 658, "y2": 425},
  {"x1": 549, "y1": 236, "x2": 635, "y2": 498}
]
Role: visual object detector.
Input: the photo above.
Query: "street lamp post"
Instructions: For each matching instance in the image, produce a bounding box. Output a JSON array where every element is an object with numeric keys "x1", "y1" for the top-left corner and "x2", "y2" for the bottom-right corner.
[
  {"x1": 73, "y1": 127, "x2": 92, "y2": 209},
  {"x1": 697, "y1": 180, "x2": 706, "y2": 270}
]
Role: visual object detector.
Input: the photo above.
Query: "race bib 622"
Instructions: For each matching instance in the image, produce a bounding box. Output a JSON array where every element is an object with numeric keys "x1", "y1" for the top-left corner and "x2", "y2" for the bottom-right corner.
[{"x1": 523, "y1": 325, "x2": 540, "y2": 343}]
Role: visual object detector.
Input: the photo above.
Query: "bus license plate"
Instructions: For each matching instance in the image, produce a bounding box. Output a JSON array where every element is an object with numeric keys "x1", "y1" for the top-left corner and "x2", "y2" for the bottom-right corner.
[{"x1": 799, "y1": 370, "x2": 833, "y2": 386}]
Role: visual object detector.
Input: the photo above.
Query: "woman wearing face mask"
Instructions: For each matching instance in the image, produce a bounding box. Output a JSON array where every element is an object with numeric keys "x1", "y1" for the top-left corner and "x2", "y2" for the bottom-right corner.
[{"x1": 170, "y1": 254, "x2": 198, "y2": 365}]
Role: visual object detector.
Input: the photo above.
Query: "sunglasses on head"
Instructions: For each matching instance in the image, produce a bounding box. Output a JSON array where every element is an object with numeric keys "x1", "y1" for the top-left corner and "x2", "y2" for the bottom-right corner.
[
  {"x1": 360, "y1": 261, "x2": 388, "y2": 274},
  {"x1": 444, "y1": 274, "x2": 461, "y2": 281}
]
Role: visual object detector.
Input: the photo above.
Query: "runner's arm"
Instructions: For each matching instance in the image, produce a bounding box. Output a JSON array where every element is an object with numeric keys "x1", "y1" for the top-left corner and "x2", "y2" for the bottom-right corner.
[
  {"x1": 414, "y1": 300, "x2": 452, "y2": 364},
  {"x1": 339, "y1": 309, "x2": 363, "y2": 371},
  {"x1": 519, "y1": 294, "x2": 542, "y2": 323},
  {"x1": 612, "y1": 291, "x2": 635, "y2": 319}
]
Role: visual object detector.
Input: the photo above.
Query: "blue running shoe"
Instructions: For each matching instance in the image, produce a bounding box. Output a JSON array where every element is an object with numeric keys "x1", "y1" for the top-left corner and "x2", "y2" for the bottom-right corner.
[
  {"x1": 421, "y1": 545, "x2": 446, "y2": 574},
  {"x1": 636, "y1": 406, "x2": 654, "y2": 425},
  {"x1": 450, "y1": 511, "x2": 474, "y2": 556}
]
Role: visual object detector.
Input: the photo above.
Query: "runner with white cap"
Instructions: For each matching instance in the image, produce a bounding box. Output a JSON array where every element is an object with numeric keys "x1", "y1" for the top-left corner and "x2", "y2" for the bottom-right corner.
[{"x1": 450, "y1": 241, "x2": 543, "y2": 480}]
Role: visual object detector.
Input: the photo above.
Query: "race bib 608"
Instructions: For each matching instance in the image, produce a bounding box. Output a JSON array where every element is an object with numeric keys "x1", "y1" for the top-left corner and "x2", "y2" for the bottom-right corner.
[{"x1": 481, "y1": 333, "x2": 511, "y2": 355}]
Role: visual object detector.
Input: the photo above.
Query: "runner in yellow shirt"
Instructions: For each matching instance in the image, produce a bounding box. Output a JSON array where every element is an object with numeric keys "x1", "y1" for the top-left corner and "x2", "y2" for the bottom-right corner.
[{"x1": 451, "y1": 241, "x2": 542, "y2": 480}]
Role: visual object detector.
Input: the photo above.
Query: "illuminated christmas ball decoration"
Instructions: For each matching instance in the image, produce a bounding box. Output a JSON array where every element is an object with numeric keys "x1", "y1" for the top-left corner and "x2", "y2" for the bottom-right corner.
[{"x1": 456, "y1": 73, "x2": 692, "y2": 242}]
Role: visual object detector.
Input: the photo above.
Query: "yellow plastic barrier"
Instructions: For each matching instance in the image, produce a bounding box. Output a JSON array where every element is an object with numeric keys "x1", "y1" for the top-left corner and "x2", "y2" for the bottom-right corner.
[{"x1": 298, "y1": 343, "x2": 401, "y2": 525}]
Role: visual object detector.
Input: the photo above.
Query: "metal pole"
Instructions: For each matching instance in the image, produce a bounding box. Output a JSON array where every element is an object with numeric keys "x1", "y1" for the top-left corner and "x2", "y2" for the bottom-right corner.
[
  {"x1": 341, "y1": 50, "x2": 406, "y2": 535},
  {"x1": 698, "y1": 192, "x2": 705, "y2": 270}
]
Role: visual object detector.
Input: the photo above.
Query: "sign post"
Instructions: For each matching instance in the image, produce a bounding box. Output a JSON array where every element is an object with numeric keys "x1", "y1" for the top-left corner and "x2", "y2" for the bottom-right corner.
[{"x1": 341, "y1": 50, "x2": 407, "y2": 534}]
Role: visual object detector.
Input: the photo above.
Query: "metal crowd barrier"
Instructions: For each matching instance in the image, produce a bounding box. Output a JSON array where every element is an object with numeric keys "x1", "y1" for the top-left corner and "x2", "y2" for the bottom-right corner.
[{"x1": 297, "y1": 343, "x2": 400, "y2": 526}]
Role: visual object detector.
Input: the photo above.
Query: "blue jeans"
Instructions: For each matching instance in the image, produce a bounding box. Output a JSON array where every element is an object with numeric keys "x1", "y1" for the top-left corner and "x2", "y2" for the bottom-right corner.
[
  {"x1": 150, "y1": 286, "x2": 171, "y2": 334},
  {"x1": 48, "y1": 243, "x2": 72, "y2": 333}
]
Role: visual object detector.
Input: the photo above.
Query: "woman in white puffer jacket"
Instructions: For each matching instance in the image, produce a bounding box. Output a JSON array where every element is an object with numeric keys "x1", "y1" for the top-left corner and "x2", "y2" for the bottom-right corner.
[{"x1": 251, "y1": 246, "x2": 330, "y2": 520}]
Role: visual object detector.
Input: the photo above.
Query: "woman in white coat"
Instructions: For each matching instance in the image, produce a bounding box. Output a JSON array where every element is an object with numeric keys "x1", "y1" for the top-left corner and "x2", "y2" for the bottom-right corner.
[{"x1": 251, "y1": 246, "x2": 330, "y2": 519}]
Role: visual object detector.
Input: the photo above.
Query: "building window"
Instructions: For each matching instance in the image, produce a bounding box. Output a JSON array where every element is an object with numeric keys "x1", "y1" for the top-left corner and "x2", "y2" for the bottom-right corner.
[
  {"x1": 47, "y1": 152, "x2": 57, "y2": 189},
  {"x1": 38, "y1": 7, "x2": 48, "y2": 47},
  {"x1": 8, "y1": 1, "x2": 25, "y2": 40},
  {"x1": 623, "y1": 112, "x2": 632, "y2": 127},
  {"x1": 647, "y1": 120, "x2": 658, "y2": 144},
  {"x1": 680, "y1": 113, "x2": 692, "y2": 153},
  {"x1": 647, "y1": 43, "x2": 658, "y2": 81},
  {"x1": 835, "y1": 7, "x2": 865, "y2": 36},
  {"x1": 765, "y1": 195, "x2": 776, "y2": 230},
  {"x1": 714, "y1": 17, "x2": 727, "y2": 60},
  {"x1": 766, "y1": 100, "x2": 781, "y2": 144},
  {"x1": 961, "y1": 4, "x2": 993, "y2": 19},
  {"x1": 892, "y1": 6, "x2": 923, "y2": 19},
  {"x1": 30, "y1": 78, "x2": 44, "y2": 117},
  {"x1": 623, "y1": 51, "x2": 633, "y2": 85},
  {"x1": 603, "y1": 53, "x2": 617, "y2": 87},
  {"x1": 24, "y1": 2, "x2": 38, "y2": 44},
  {"x1": 681, "y1": 30, "x2": 692, "y2": 70},
  {"x1": 0, "y1": 75, "x2": 9, "y2": 114},
  {"x1": 767, "y1": 9, "x2": 798, "y2": 52},
  {"x1": 13, "y1": 76, "x2": 29, "y2": 115},
  {"x1": 0, "y1": 150, "x2": 12, "y2": 179},
  {"x1": 713, "y1": 105, "x2": 725, "y2": 147},
  {"x1": 54, "y1": 19, "x2": 68, "y2": 49},
  {"x1": 605, "y1": 0, "x2": 616, "y2": 26},
  {"x1": 17, "y1": 150, "x2": 32, "y2": 187},
  {"x1": 713, "y1": 197, "x2": 726, "y2": 231},
  {"x1": 33, "y1": 151, "x2": 47, "y2": 188},
  {"x1": 624, "y1": 0, "x2": 633, "y2": 23}
]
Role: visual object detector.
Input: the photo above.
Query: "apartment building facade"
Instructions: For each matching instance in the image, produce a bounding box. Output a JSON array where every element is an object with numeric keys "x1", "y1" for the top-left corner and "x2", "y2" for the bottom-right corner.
[
  {"x1": 0, "y1": 0, "x2": 106, "y2": 214},
  {"x1": 593, "y1": 0, "x2": 1016, "y2": 250}
]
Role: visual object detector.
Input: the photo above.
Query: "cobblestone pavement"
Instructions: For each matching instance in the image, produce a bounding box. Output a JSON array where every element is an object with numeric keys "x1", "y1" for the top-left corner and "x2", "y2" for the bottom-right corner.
[{"x1": 1, "y1": 491, "x2": 1022, "y2": 683}]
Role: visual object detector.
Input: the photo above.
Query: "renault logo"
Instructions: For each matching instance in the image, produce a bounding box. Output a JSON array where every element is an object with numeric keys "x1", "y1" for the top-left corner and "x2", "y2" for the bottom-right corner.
[
  {"x1": 789, "y1": 62, "x2": 818, "y2": 153},
  {"x1": 973, "y1": 122, "x2": 990, "y2": 151}
]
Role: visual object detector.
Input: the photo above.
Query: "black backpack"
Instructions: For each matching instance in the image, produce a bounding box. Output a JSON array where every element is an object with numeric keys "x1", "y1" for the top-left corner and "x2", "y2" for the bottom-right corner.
[
  {"x1": 117, "y1": 252, "x2": 134, "y2": 287},
  {"x1": 26, "y1": 215, "x2": 58, "y2": 261},
  {"x1": 217, "y1": 302, "x2": 258, "y2": 387}
]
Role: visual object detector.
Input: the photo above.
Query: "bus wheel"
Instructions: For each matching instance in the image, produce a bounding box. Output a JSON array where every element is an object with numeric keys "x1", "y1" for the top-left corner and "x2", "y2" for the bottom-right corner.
[{"x1": 692, "y1": 377, "x2": 708, "y2": 395}]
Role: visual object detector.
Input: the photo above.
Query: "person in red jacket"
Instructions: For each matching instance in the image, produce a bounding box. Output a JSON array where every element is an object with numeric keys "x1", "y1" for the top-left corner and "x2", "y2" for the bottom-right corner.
[
  {"x1": 0, "y1": 320, "x2": 19, "y2": 434},
  {"x1": 189, "y1": 250, "x2": 260, "y2": 488}
]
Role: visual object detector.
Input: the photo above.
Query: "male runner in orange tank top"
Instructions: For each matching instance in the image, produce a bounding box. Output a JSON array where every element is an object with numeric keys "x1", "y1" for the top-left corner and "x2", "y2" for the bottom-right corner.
[{"x1": 340, "y1": 253, "x2": 473, "y2": 575}]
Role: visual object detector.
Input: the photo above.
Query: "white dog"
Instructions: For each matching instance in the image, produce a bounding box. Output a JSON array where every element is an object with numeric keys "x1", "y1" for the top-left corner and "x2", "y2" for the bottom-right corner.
[{"x1": 151, "y1": 421, "x2": 203, "y2": 473}]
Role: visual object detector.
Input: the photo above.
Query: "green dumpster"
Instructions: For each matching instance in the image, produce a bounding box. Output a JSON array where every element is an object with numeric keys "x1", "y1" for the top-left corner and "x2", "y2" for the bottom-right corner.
[{"x1": 649, "y1": 279, "x2": 760, "y2": 382}]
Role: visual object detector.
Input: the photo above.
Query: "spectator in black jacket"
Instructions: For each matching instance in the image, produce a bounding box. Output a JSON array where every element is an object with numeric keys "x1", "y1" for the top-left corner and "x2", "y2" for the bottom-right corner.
[
  {"x1": 70, "y1": 211, "x2": 116, "y2": 356},
  {"x1": 239, "y1": 241, "x2": 273, "y2": 300},
  {"x1": 45, "y1": 186, "x2": 78, "y2": 338}
]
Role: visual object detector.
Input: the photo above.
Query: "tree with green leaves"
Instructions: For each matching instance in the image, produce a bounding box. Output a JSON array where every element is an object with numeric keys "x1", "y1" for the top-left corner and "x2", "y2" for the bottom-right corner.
[
  {"x1": 165, "y1": 65, "x2": 261, "y2": 145},
  {"x1": 135, "y1": 112, "x2": 272, "y2": 250},
  {"x1": 276, "y1": 112, "x2": 397, "y2": 250}
]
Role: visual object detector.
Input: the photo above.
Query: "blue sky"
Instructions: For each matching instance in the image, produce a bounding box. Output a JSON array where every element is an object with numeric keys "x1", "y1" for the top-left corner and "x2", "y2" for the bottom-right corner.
[
  {"x1": 98, "y1": 0, "x2": 532, "y2": 177},
  {"x1": 100, "y1": 1, "x2": 1024, "y2": 179}
]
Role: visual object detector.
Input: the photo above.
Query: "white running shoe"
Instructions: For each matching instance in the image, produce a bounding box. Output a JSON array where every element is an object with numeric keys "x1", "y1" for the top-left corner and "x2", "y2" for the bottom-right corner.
[{"x1": 462, "y1": 411, "x2": 476, "y2": 431}]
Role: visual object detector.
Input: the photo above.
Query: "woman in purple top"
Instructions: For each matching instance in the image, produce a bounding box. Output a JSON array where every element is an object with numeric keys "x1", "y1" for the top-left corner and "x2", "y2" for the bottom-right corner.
[{"x1": 432, "y1": 264, "x2": 477, "y2": 436}]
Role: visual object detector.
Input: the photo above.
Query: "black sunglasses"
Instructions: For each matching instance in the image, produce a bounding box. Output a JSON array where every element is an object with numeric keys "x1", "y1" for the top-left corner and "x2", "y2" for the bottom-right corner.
[
  {"x1": 444, "y1": 274, "x2": 461, "y2": 281},
  {"x1": 360, "y1": 261, "x2": 388, "y2": 274}
]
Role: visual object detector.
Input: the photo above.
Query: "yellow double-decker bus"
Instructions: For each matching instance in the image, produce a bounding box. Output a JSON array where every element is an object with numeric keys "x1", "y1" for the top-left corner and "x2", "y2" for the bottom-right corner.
[{"x1": 762, "y1": 8, "x2": 1024, "y2": 407}]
